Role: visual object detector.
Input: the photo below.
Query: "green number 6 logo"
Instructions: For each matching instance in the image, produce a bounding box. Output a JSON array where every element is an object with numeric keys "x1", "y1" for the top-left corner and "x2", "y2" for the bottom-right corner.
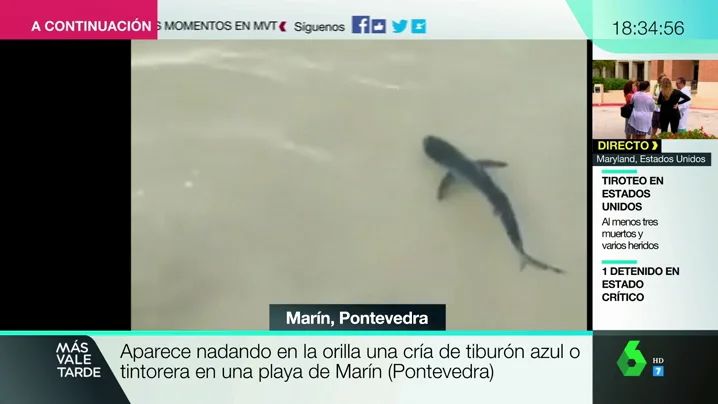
[{"x1": 617, "y1": 340, "x2": 647, "y2": 376}]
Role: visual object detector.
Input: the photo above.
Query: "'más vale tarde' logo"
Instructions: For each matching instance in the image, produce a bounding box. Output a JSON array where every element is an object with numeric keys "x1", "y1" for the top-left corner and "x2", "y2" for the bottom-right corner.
[{"x1": 56, "y1": 340, "x2": 102, "y2": 378}]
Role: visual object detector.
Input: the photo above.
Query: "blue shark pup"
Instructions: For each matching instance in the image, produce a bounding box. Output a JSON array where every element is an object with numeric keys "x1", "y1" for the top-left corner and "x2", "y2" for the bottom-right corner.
[{"x1": 422, "y1": 135, "x2": 565, "y2": 274}]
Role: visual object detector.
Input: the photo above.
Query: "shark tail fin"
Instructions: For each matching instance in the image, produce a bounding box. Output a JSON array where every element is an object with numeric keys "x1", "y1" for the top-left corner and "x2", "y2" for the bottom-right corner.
[{"x1": 521, "y1": 252, "x2": 566, "y2": 274}]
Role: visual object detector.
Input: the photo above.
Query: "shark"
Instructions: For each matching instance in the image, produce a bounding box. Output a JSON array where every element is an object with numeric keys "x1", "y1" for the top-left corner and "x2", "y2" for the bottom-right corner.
[{"x1": 422, "y1": 134, "x2": 565, "y2": 274}]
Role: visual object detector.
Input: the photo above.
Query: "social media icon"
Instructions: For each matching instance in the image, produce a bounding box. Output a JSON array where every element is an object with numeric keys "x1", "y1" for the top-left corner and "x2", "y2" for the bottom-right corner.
[
  {"x1": 371, "y1": 19, "x2": 386, "y2": 33},
  {"x1": 351, "y1": 16, "x2": 388, "y2": 34},
  {"x1": 392, "y1": 20, "x2": 407, "y2": 33},
  {"x1": 352, "y1": 16, "x2": 371, "y2": 34},
  {"x1": 411, "y1": 19, "x2": 427, "y2": 34}
]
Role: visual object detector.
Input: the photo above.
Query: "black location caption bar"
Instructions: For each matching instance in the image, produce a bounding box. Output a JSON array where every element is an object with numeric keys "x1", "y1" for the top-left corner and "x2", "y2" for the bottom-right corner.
[
  {"x1": 593, "y1": 331, "x2": 718, "y2": 404},
  {"x1": 592, "y1": 139, "x2": 710, "y2": 166},
  {"x1": 269, "y1": 304, "x2": 446, "y2": 331}
]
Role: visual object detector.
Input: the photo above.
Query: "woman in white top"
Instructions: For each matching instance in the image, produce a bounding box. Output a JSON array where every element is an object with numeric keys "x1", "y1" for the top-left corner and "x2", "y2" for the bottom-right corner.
[{"x1": 627, "y1": 81, "x2": 656, "y2": 139}]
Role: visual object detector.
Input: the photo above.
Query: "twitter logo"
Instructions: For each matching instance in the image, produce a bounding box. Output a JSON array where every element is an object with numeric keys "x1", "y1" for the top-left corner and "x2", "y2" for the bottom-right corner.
[
  {"x1": 392, "y1": 20, "x2": 407, "y2": 33},
  {"x1": 411, "y1": 19, "x2": 427, "y2": 34}
]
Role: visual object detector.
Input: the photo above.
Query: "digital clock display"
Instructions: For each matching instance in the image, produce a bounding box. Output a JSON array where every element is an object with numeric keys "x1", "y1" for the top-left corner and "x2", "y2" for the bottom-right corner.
[{"x1": 613, "y1": 21, "x2": 685, "y2": 36}]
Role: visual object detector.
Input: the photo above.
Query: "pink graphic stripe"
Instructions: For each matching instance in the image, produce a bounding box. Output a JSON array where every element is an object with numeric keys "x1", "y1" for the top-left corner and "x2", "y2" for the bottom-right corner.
[{"x1": 0, "y1": 0, "x2": 157, "y2": 39}]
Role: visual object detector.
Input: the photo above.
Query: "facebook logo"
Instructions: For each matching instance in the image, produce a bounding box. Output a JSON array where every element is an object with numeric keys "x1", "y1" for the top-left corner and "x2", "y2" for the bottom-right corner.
[
  {"x1": 352, "y1": 16, "x2": 371, "y2": 33},
  {"x1": 351, "y1": 16, "x2": 386, "y2": 34}
]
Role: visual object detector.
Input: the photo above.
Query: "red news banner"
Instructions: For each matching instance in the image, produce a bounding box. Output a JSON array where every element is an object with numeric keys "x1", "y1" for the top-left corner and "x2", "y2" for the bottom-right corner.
[{"x1": 0, "y1": 0, "x2": 157, "y2": 39}]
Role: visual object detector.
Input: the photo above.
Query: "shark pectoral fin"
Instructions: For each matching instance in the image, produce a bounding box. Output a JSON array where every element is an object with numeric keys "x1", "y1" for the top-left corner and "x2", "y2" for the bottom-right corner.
[
  {"x1": 520, "y1": 257, "x2": 528, "y2": 271},
  {"x1": 493, "y1": 207, "x2": 500, "y2": 216},
  {"x1": 475, "y1": 159, "x2": 508, "y2": 168},
  {"x1": 437, "y1": 172, "x2": 456, "y2": 200}
]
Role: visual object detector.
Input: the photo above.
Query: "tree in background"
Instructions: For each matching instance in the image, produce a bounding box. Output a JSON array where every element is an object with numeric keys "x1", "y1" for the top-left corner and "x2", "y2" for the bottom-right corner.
[
  {"x1": 592, "y1": 60, "x2": 616, "y2": 78},
  {"x1": 592, "y1": 60, "x2": 627, "y2": 90}
]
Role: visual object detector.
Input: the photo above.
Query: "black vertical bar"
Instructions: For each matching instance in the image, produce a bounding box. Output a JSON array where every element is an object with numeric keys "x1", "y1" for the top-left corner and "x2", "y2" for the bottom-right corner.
[
  {"x1": 593, "y1": 331, "x2": 717, "y2": 404},
  {"x1": 0, "y1": 41, "x2": 130, "y2": 331},
  {"x1": 586, "y1": 40, "x2": 594, "y2": 331}
]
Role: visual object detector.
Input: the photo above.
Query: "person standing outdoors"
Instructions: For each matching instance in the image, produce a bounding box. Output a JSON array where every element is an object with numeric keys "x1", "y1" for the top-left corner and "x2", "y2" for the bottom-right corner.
[
  {"x1": 676, "y1": 77, "x2": 692, "y2": 132},
  {"x1": 627, "y1": 81, "x2": 655, "y2": 139},
  {"x1": 651, "y1": 73, "x2": 666, "y2": 136},
  {"x1": 657, "y1": 77, "x2": 691, "y2": 133},
  {"x1": 623, "y1": 80, "x2": 638, "y2": 139}
]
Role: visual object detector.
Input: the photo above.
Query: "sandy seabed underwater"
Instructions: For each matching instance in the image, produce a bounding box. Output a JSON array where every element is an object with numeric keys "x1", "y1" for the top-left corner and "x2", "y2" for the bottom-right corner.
[{"x1": 131, "y1": 40, "x2": 588, "y2": 330}]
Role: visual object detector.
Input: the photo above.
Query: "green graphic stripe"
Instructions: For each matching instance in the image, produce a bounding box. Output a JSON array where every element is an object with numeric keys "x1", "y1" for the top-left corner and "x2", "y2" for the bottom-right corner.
[{"x1": 602, "y1": 260, "x2": 638, "y2": 264}]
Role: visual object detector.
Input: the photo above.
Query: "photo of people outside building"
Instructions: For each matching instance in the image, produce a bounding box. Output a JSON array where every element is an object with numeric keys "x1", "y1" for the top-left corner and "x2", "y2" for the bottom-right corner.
[{"x1": 592, "y1": 59, "x2": 717, "y2": 139}]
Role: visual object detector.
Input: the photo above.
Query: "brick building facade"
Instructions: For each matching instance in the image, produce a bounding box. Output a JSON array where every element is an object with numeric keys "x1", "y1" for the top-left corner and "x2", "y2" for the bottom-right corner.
[{"x1": 612, "y1": 60, "x2": 718, "y2": 99}]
